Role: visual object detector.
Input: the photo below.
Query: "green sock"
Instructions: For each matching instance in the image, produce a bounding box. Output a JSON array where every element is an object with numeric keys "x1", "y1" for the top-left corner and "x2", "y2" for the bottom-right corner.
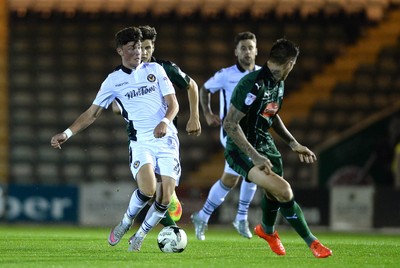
[
  {"x1": 279, "y1": 199, "x2": 316, "y2": 246},
  {"x1": 160, "y1": 211, "x2": 177, "y2": 227},
  {"x1": 261, "y1": 195, "x2": 280, "y2": 234}
]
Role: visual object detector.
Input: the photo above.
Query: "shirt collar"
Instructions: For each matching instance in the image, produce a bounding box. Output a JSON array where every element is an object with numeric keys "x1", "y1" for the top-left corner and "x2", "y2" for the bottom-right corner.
[
  {"x1": 117, "y1": 63, "x2": 143, "y2": 74},
  {"x1": 236, "y1": 62, "x2": 257, "y2": 73},
  {"x1": 236, "y1": 62, "x2": 245, "y2": 73},
  {"x1": 120, "y1": 65, "x2": 133, "y2": 74}
]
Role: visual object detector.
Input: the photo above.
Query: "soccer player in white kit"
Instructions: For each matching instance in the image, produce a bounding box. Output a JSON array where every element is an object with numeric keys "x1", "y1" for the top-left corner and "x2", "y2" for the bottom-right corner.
[
  {"x1": 112, "y1": 25, "x2": 201, "y2": 227},
  {"x1": 50, "y1": 26, "x2": 180, "y2": 252},
  {"x1": 191, "y1": 32, "x2": 260, "y2": 240}
]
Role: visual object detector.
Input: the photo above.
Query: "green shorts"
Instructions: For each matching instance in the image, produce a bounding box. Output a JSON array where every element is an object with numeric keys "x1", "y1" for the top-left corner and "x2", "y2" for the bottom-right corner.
[{"x1": 224, "y1": 138, "x2": 283, "y2": 180}]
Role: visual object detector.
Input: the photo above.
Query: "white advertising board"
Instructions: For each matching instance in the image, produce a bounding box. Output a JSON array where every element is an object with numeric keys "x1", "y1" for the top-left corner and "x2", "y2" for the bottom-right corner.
[
  {"x1": 330, "y1": 186, "x2": 375, "y2": 230},
  {"x1": 80, "y1": 182, "x2": 134, "y2": 226}
]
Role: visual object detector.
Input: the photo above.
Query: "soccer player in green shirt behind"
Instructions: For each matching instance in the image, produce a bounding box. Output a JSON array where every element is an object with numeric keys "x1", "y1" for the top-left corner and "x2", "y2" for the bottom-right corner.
[
  {"x1": 223, "y1": 38, "x2": 332, "y2": 258},
  {"x1": 138, "y1": 25, "x2": 201, "y2": 137}
]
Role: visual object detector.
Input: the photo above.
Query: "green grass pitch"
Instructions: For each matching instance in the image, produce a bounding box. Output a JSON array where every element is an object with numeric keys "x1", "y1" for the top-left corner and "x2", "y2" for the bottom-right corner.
[{"x1": 1, "y1": 224, "x2": 400, "y2": 268}]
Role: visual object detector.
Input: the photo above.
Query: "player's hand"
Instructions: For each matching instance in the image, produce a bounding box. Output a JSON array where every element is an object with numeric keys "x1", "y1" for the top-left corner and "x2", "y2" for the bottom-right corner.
[
  {"x1": 290, "y1": 142, "x2": 317, "y2": 163},
  {"x1": 50, "y1": 133, "x2": 68, "y2": 149},
  {"x1": 186, "y1": 117, "x2": 201, "y2": 136},
  {"x1": 154, "y1": 122, "x2": 168, "y2": 138},
  {"x1": 205, "y1": 113, "x2": 221, "y2": 127},
  {"x1": 253, "y1": 154, "x2": 273, "y2": 175}
]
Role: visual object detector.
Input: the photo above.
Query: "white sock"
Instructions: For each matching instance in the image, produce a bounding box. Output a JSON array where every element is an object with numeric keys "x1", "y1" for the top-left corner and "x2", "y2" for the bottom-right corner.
[
  {"x1": 126, "y1": 189, "x2": 151, "y2": 219},
  {"x1": 122, "y1": 213, "x2": 133, "y2": 225},
  {"x1": 198, "y1": 180, "x2": 231, "y2": 223},
  {"x1": 236, "y1": 179, "x2": 257, "y2": 221},
  {"x1": 138, "y1": 202, "x2": 168, "y2": 237}
]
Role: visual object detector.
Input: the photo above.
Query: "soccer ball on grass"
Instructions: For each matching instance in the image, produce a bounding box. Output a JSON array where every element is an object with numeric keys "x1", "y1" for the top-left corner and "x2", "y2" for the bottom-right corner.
[{"x1": 157, "y1": 226, "x2": 187, "y2": 253}]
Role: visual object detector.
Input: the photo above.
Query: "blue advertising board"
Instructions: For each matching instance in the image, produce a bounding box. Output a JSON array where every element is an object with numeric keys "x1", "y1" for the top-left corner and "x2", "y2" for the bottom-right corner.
[{"x1": 6, "y1": 184, "x2": 78, "y2": 223}]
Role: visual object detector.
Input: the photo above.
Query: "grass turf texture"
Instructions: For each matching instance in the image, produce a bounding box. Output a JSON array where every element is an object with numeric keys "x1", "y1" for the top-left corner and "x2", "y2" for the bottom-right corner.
[{"x1": 1, "y1": 225, "x2": 400, "y2": 268}]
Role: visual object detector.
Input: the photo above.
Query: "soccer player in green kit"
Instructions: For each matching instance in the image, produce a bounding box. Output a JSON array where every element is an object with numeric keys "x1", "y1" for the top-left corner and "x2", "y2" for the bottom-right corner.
[
  {"x1": 191, "y1": 32, "x2": 260, "y2": 240},
  {"x1": 112, "y1": 25, "x2": 201, "y2": 228},
  {"x1": 223, "y1": 38, "x2": 332, "y2": 258},
  {"x1": 138, "y1": 25, "x2": 201, "y2": 137},
  {"x1": 139, "y1": 25, "x2": 201, "y2": 227}
]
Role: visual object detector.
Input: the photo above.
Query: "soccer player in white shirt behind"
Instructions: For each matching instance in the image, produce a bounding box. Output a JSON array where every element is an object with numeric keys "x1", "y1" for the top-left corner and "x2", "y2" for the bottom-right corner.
[
  {"x1": 50, "y1": 26, "x2": 181, "y2": 252},
  {"x1": 191, "y1": 32, "x2": 260, "y2": 240}
]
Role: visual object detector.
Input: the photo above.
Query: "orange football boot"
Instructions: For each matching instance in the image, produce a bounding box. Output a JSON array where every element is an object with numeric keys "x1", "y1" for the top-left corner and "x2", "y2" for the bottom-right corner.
[
  {"x1": 254, "y1": 224, "x2": 286, "y2": 255},
  {"x1": 310, "y1": 240, "x2": 332, "y2": 258}
]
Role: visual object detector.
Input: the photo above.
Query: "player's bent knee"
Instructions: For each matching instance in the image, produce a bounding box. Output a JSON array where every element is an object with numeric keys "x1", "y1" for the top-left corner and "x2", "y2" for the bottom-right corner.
[
  {"x1": 140, "y1": 188, "x2": 156, "y2": 198},
  {"x1": 277, "y1": 187, "x2": 293, "y2": 202}
]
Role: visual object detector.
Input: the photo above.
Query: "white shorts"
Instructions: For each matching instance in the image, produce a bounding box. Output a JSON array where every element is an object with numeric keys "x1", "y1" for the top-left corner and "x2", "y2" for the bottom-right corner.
[
  {"x1": 224, "y1": 159, "x2": 240, "y2": 176},
  {"x1": 221, "y1": 135, "x2": 240, "y2": 177},
  {"x1": 129, "y1": 134, "x2": 181, "y2": 185}
]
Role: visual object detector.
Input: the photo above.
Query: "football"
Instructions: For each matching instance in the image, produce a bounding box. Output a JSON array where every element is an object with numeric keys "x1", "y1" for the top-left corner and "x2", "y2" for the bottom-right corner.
[{"x1": 157, "y1": 226, "x2": 187, "y2": 253}]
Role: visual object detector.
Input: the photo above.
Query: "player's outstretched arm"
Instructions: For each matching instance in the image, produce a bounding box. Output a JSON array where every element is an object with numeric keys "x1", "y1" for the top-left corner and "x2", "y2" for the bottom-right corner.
[
  {"x1": 271, "y1": 115, "x2": 297, "y2": 145},
  {"x1": 50, "y1": 104, "x2": 104, "y2": 149},
  {"x1": 289, "y1": 142, "x2": 317, "y2": 164},
  {"x1": 272, "y1": 115, "x2": 316, "y2": 163}
]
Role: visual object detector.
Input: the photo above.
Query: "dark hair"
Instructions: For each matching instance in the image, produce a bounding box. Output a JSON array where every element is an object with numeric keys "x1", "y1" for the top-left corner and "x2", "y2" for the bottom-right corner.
[
  {"x1": 138, "y1": 25, "x2": 157, "y2": 43},
  {"x1": 115, "y1": 26, "x2": 142, "y2": 48},
  {"x1": 234, "y1": 31, "x2": 257, "y2": 47},
  {"x1": 269, "y1": 38, "x2": 299, "y2": 64}
]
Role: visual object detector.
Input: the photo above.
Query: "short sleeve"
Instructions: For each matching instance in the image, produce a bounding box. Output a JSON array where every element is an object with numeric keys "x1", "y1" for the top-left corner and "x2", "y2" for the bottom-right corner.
[
  {"x1": 92, "y1": 76, "x2": 115, "y2": 108},
  {"x1": 230, "y1": 76, "x2": 255, "y2": 114},
  {"x1": 203, "y1": 68, "x2": 226, "y2": 94},
  {"x1": 163, "y1": 61, "x2": 191, "y2": 90}
]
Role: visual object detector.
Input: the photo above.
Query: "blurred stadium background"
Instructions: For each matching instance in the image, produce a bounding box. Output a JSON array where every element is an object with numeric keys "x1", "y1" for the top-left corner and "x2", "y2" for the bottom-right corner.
[{"x1": 0, "y1": 0, "x2": 400, "y2": 230}]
